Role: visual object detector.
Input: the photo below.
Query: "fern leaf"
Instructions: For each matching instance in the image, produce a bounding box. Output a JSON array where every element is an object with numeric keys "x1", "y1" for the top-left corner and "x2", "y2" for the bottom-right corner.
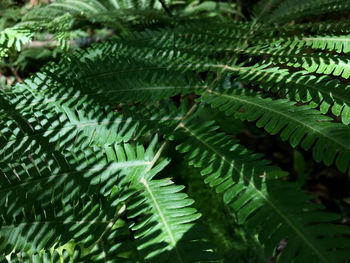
[
  {"x1": 0, "y1": 179, "x2": 132, "y2": 256},
  {"x1": 0, "y1": 139, "x2": 136, "y2": 256},
  {"x1": 0, "y1": 142, "x2": 149, "y2": 221},
  {"x1": 0, "y1": 70, "x2": 185, "y2": 163},
  {"x1": 201, "y1": 88, "x2": 350, "y2": 173},
  {"x1": 2, "y1": 250, "x2": 67, "y2": 262},
  {"x1": 128, "y1": 178, "x2": 218, "y2": 262},
  {"x1": 2, "y1": 3, "x2": 350, "y2": 261},
  {"x1": 0, "y1": 27, "x2": 34, "y2": 58},
  {"x1": 74, "y1": 226, "x2": 141, "y2": 262},
  {"x1": 0, "y1": 100, "x2": 181, "y2": 154},
  {"x1": 220, "y1": 63, "x2": 350, "y2": 124},
  {"x1": 1, "y1": 131, "x2": 216, "y2": 261},
  {"x1": 32, "y1": 43, "x2": 210, "y2": 105},
  {"x1": 240, "y1": 45, "x2": 350, "y2": 79},
  {"x1": 276, "y1": 20, "x2": 350, "y2": 35},
  {"x1": 283, "y1": 35, "x2": 350, "y2": 53},
  {"x1": 1, "y1": 190, "x2": 143, "y2": 262},
  {"x1": 175, "y1": 118, "x2": 350, "y2": 262},
  {"x1": 265, "y1": 0, "x2": 350, "y2": 23},
  {"x1": 22, "y1": 0, "x2": 172, "y2": 31}
]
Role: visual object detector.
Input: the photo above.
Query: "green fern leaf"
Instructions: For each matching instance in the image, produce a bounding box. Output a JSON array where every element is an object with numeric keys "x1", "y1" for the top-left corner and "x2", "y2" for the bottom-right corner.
[
  {"x1": 274, "y1": 20, "x2": 350, "y2": 35},
  {"x1": 265, "y1": 0, "x2": 350, "y2": 23},
  {"x1": 283, "y1": 35, "x2": 350, "y2": 54},
  {"x1": 0, "y1": 27, "x2": 34, "y2": 58},
  {"x1": 201, "y1": 88, "x2": 350, "y2": 173},
  {"x1": 219, "y1": 63, "x2": 350, "y2": 124},
  {"x1": 240, "y1": 45, "x2": 350, "y2": 79},
  {"x1": 175, "y1": 118, "x2": 350, "y2": 262},
  {"x1": 128, "y1": 178, "x2": 218, "y2": 262}
]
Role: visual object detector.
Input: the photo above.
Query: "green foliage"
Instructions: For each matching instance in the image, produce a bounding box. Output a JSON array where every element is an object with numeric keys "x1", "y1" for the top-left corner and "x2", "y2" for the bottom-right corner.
[
  {"x1": 202, "y1": 88, "x2": 350, "y2": 172},
  {"x1": 263, "y1": 0, "x2": 350, "y2": 23},
  {"x1": 1, "y1": 0, "x2": 350, "y2": 262},
  {"x1": 0, "y1": 27, "x2": 34, "y2": 58}
]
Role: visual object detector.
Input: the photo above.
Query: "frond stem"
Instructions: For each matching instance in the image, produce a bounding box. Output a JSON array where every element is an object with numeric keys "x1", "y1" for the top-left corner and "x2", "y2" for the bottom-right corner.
[
  {"x1": 144, "y1": 103, "x2": 199, "y2": 172},
  {"x1": 158, "y1": 0, "x2": 173, "y2": 16}
]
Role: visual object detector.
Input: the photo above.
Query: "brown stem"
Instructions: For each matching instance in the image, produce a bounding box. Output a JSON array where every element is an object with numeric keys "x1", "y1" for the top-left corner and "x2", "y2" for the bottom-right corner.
[{"x1": 10, "y1": 67, "x2": 23, "y2": 83}]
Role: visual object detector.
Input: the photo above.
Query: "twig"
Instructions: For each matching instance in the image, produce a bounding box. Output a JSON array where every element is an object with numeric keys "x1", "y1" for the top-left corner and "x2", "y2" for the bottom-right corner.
[
  {"x1": 10, "y1": 67, "x2": 23, "y2": 83},
  {"x1": 158, "y1": 0, "x2": 173, "y2": 17}
]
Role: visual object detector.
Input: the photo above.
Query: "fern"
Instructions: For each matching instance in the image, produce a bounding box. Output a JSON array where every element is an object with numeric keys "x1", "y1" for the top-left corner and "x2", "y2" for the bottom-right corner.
[
  {"x1": 237, "y1": 45, "x2": 350, "y2": 78},
  {"x1": 202, "y1": 88, "x2": 350, "y2": 171},
  {"x1": 0, "y1": 27, "x2": 34, "y2": 58},
  {"x1": 175, "y1": 118, "x2": 350, "y2": 262},
  {"x1": 1, "y1": 0, "x2": 350, "y2": 262},
  {"x1": 264, "y1": 0, "x2": 350, "y2": 23},
  {"x1": 214, "y1": 62, "x2": 350, "y2": 125}
]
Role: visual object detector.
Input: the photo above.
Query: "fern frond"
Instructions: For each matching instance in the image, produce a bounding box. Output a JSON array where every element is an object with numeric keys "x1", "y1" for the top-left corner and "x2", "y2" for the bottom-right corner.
[
  {"x1": 0, "y1": 100, "x2": 181, "y2": 153},
  {"x1": 0, "y1": 139, "x2": 143, "y2": 257},
  {"x1": 276, "y1": 20, "x2": 350, "y2": 35},
  {"x1": 241, "y1": 45, "x2": 350, "y2": 79},
  {"x1": 2, "y1": 2, "x2": 350, "y2": 261},
  {"x1": 3, "y1": 231, "x2": 141, "y2": 263},
  {"x1": 13, "y1": 39, "x2": 212, "y2": 107},
  {"x1": 265, "y1": 0, "x2": 350, "y2": 23},
  {"x1": 33, "y1": 49, "x2": 215, "y2": 108},
  {"x1": 219, "y1": 63, "x2": 350, "y2": 125},
  {"x1": 2, "y1": 211, "x2": 146, "y2": 262},
  {"x1": 176, "y1": 163, "x2": 267, "y2": 263},
  {"x1": 128, "y1": 178, "x2": 218, "y2": 262},
  {"x1": 0, "y1": 192, "x2": 126, "y2": 256},
  {"x1": 0, "y1": 97, "x2": 182, "y2": 179},
  {"x1": 73, "y1": 225, "x2": 141, "y2": 262},
  {"x1": 59, "y1": 58, "x2": 204, "y2": 104},
  {"x1": 0, "y1": 59, "x2": 188, "y2": 163},
  {"x1": 175, "y1": 118, "x2": 350, "y2": 262},
  {"x1": 2, "y1": 249, "x2": 70, "y2": 262},
  {"x1": 1, "y1": 129, "x2": 216, "y2": 261},
  {"x1": 0, "y1": 142, "x2": 149, "y2": 221},
  {"x1": 0, "y1": 139, "x2": 132, "y2": 256},
  {"x1": 281, "y1": 34, "x2": 350, "y2": 54},
  {"x1": 0, "y1": 27, "x2": 33, "y2": 58},
  {"x1": 21, "y1": 0, "x2": 172, "y2": 32},
  {"x1": 119, "y1": 21, "x2": 257, "y2": 52},
  {"x1": 201, "y1": 88, "x2": 350, "y2": 173}
]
